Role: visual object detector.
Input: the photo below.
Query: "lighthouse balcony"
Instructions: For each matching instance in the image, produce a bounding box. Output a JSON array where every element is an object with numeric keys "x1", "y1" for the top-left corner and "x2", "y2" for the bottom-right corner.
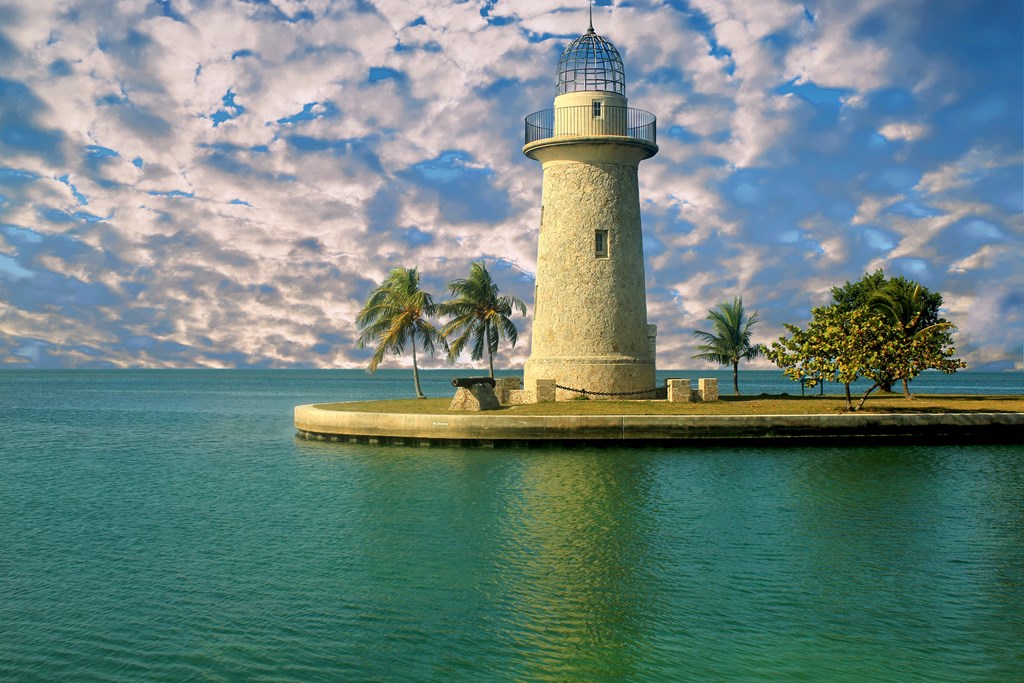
[{"x1": 525, "y1": 105, "x2": 656, "y2": 146}]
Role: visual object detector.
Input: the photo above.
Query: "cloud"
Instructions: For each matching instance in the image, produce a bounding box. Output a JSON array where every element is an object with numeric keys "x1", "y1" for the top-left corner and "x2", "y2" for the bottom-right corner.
[
  {"x1": 877, "y1": 122, "x2": 929, "y2": 142},
  {"x1": 0, "y1": 0, "x2": 1020, "y2": 373}
]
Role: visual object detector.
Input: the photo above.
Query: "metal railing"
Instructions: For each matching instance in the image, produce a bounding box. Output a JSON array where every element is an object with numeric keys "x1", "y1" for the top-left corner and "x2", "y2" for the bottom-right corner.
[{"x1": 525, "y1": 105, "x2": 656, "y2": 146}]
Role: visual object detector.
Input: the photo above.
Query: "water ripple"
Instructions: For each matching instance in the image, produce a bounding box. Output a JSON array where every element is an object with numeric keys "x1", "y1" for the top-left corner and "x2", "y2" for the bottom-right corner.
[{"x1": 2, "y1": 372, "x2": 1022, "y2": 681}]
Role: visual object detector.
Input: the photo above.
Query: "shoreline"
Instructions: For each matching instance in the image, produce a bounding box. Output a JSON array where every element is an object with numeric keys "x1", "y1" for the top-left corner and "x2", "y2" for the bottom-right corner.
[{"x1": 294, "y1": 403, "x2": 1024, "y2": 447}]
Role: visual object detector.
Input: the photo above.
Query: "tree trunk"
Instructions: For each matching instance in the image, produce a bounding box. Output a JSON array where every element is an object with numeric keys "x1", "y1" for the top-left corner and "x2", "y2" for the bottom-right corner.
[
  {"x1": 902, "y1": 377, "x2": 914, "y2": 400},
  {"x1": 485, "y1": 321, "x2": 494, "y2": 379},
  {"x1": 855, "y1": 382, "x2": 881, "y2": 411},
  {"x1": 411, "y1": 332, "x2": 425, "y2": 398},
  {"x1": 732, "y1": 361, "x2": 739, "y2": 396},
  {"x1": 844, "y1": 382, "x2": 853, "y2": 411}
]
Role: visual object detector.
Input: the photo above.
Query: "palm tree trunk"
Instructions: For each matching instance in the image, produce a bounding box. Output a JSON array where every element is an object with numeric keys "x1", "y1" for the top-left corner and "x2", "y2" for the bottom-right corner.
[
  {"x1": 411, "y1": 332, "x2": 425, "y2": 398},
  {"x1": 732, "y1": 361, "x2": 739, "y2": 396},
  {"x1": 485, "y1": 322, "x2": 494, "y2": 378}
]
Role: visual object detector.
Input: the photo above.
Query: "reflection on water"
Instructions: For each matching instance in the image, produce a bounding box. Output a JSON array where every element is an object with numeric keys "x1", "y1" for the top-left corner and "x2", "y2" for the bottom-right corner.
[
  {"x1": 493, "y1": 451, "x2": 657, "y2": 680},
  {"x1": 2, "y1": 371, "x2": 1022, "y2": 681},
  {"x1": 292, "y1": 442, "x2": 1024, "y2": 682}
]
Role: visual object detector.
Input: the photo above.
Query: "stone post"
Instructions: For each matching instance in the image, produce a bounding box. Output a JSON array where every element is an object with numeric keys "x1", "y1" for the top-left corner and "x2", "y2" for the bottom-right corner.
[
  {"x1": 699, "y1": 378, "x2": 718, "y2": 402},
  {"x1": 667, "y1": 378, "x2": 692, "y2": 403},
  {"x1": 533, "y1": 378, "x2": 556, "y2": 403},
  {"x1": 494, "y1": 377, "x2": 522, "y2": 405}
]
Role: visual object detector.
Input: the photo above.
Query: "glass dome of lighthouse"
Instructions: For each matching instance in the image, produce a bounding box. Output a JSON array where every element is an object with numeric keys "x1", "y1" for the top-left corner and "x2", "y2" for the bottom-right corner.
[{"x1": 556, "y1": 20, "x2": 625, "y2": 96}]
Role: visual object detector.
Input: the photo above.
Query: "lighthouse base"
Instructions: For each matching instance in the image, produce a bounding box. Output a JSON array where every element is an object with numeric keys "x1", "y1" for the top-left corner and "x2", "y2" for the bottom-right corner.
[{"x1": 524, "y1": 356, "x2": 657, "y2": 401}]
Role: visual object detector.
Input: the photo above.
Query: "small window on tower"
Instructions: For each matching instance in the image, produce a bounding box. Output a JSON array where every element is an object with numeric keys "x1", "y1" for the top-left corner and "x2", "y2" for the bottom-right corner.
[
  {"x1": 592, "y1": 100, "x2": 602, "y2": 118},
  {"x1": 595, "y1": 229, "x2": 609, "y2": 258}
]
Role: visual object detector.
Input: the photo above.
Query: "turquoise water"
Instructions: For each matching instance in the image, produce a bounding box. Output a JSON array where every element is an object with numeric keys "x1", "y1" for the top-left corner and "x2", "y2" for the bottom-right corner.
[{"x1": 2, "y1": 369, "x2": 1022, "y2": 681}]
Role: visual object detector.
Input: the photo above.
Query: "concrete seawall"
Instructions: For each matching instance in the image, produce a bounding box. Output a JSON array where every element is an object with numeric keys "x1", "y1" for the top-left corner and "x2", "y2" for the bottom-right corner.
[{"x1": 295, "y1": 404, "x2": 1024, "y2": 446}]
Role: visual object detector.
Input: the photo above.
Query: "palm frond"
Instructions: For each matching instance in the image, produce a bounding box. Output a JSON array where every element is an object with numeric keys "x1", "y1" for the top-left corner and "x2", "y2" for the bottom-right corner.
[
  {"x1": 692, "y1": 296, "x2": 763, "y2": 368},
  {"x1": 439, "y1": 261, "x2": 524, "y2": 370},
  {"x1": 354, "y1": 266, "x2": 444, "y2": 377}
]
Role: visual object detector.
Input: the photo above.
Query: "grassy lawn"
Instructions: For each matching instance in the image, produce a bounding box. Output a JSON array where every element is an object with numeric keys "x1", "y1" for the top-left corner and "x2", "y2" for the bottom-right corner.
[{"x1": 315, "y1": 393, "x2": 1024, "y2": 416}]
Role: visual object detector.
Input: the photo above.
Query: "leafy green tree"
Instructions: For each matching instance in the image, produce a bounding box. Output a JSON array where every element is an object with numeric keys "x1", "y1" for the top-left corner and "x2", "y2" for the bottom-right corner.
[
  {"x1": 831, "y1": 270, "x2": 943, "y2": 329},
  {"x1": 768, "y1": 301, "x2": 966, "y2": 411},
  {"x1": 868, "y1": 279, "x2": 951, "y2": 398},
  {"x1": 832, "y1": 270, "x2": 954, "y2": 396},
  {"x1": 831, "y1": 270, "x2": 942, "y2": 393},
  {"x1": 770, "y1": 305, "x2": 895, "y2": 410},
  {"x1": 440, "y1": 261, "x2": 526, "y2": 378},
  {"x1": 692, "y1": 296, "x2": 763, "y2": 396},
  {"x1": 355, "y1": 267, "x2": 447, "y2": 398}
]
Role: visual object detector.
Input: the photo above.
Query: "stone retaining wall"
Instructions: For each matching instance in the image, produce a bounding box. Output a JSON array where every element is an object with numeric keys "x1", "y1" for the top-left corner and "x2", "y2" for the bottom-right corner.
[{"x1": 295, "y1": 404, "x2": 1024, "y2": 446}]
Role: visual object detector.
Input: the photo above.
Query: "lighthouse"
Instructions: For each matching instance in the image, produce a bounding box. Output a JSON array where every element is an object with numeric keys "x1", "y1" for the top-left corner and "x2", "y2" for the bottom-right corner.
[{"x1": 522, "y1": 17, "x2": 658, "y2": 400}]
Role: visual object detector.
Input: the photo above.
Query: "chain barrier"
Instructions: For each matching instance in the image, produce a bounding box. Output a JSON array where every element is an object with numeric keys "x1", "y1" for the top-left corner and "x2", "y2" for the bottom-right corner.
[{"x1": 554, "y1": 383, "x2": 660, "y2": 398}]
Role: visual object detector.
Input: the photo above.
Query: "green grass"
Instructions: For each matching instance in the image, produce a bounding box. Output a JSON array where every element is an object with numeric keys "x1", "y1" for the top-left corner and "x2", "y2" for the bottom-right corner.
[{"x1": 314, "y1": 393, "x2": 1024, "y2": 416}]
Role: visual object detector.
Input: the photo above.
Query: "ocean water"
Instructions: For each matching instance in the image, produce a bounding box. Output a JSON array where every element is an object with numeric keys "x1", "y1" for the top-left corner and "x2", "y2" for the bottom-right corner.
[{"x1": 1, "y1": 369, "x2": 1022, "y2": 682}]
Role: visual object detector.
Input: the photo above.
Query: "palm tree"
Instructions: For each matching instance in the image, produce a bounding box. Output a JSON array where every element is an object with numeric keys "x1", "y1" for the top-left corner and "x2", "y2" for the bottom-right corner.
[
  {"x1": 868, "y1": 280, "x2": 952, "y2": 399},
  {"x1": 440, "y1": 261, "x2": 527, "y2": 378},
  {"x1": 692, "y1": 296, "x2": 763, "y2": 396},
  {"x1": 355, "y1": 267, "x2": 447, "y2": 398}
]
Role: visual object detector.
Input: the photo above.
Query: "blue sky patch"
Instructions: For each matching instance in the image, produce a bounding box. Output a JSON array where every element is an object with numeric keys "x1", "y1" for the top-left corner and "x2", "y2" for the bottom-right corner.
[
  {"x1": 642, "y1": 234, "x2": 665, "y2": 258},
  {"x1": 0, "y1": 167, "x2": 39, "y2": 186},
  {"x1": 401, "y1": 151, "x2": 509, "y2": 224},
  {"x1": 200, "y1": 142, "x2": 270, "y2": 155},
  {"x1": 870, "y1": 167, "x2": 921, "y2": 194},
  {"x1": 48, "y1": 59, "x2": 72, "y2": 77},
  {"x1": 667, "y1": 125, "x2": 701, "y2": 143},
  {"x1": 2, "y1": 225, "x2": 44, "y2": 243},
  {"x1": 284, "y1": 135, "x2": 371, "y2": 159},
  {"x1": 154, "y1": 0, "x2": 188, "y2": 23},
  {"x1": 148, "y1": 190, "x2": 194, "y2": 199},
  {"x1": 521, "y1": 29, "x2": 578, "y2": 45},
  {"x1": 410, "y1": 151, "x2": 492, "y2": 183},
  {"x1": 889, "y1": 257, "x2": 931, "y2": 281},
  {"x1": 58, "y1": 174, "x2": 88, "y2": 205},
  {"x1": 86, "y1": 145, "x2": 118, "y2": 159},
  {"x1": 885, "y1": 200, "x2": 942, "y2": 219},
  {"x1": 211, "y1": 89, "x2": 245, "y2": 127},
  {"x1": 394, "y1": 40, "x2": 442, "y2": 54},
  {"x1": 241, "y1": 0, "x2": 314, "y2": 23},
  {"x1": 776, "y1": 78, "x2": 852, "y2": 106},
  {"x1": 859, "y1": 227, "x2": 897, "y2": 252},
  {"x1": 368, "y1": 67, "x2": 404, "y2": 84},
  {"x1": 933, "y1": 217, "x2": 1007, "y2": 260},
  {"x1": 403, "y1": 227, "x2": 434, "y2": 246},
  {"x1": 275, "y1": 101, "x2": 339, "y2": 125},
  {"x1": 674, "y1": 2, "x2": 734, "y2": 65},
  {"x1": 0, "y1": 78, "x2": 66, "y2": 164}
]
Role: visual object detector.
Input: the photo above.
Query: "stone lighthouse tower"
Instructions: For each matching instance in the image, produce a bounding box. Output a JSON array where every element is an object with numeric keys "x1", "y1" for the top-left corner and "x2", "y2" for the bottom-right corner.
[{"x1": 522, "y1": 16, "x2": 658, "y2": 400}]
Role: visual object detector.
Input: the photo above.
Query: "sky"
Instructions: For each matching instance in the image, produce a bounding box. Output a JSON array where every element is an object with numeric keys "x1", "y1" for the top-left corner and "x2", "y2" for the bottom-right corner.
[{"x1": 0, "y1": 0, "x2": 1021, "y2": 372}]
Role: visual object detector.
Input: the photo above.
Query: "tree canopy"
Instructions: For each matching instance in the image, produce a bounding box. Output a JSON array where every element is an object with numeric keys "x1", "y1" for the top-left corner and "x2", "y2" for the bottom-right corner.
[
  {"x1": 354, "y1": 267, "x2": 447, "y2": 398},
  {"x1": 831, "y1": 270, "x2": 943, "y2": 331},
  {"x1": 768, "y1": 272, "x2": 966, "y2": 410},
  {"x1": 440, "y1": 261, "x2": 526, "y2": 378}
]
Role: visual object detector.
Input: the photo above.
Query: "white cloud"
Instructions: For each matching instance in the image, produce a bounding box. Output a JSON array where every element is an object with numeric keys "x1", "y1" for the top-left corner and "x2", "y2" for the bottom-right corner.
[
  {"x1": 878, "y1": 122, "x2": 929, "y2": 142},
  {"x1": 0, "y1": 0, "x2": 1020, "y2": 371}
]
